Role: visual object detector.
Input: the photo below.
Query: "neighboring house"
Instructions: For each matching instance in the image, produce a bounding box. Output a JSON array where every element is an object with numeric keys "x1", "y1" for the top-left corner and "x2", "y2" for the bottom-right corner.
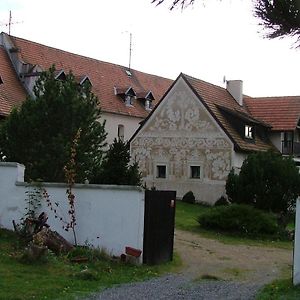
[
  {"x1": 0, "y1": 32, "x2": 172, "y2": 143},
  {"x1": 0, "y1": 45, "x2": 27, "y2": 119},
  {"x1": 130, "y1": 74, "x2": 278, "y2": 204},
  {"x1": 245, "y1": 96, "x2": 300, "y2": 166},
  {"x1": 1, "y1": 32, "x2": 300, "y2": 203}
]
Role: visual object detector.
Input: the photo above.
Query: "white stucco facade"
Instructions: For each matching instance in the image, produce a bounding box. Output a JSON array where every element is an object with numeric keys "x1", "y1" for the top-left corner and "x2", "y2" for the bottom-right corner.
[
  {"x1": 102, "y1": 112, "x2": 144, "y2": 144},
  {"x1": 0, "y1": 163, "x2": 144, "y2": 262},
  {"x1": 269, "y1": 132, "x2": 282, "y2": 152},
  {"x1": 131, "y1": 77, "x2": 234, "y2": 204},
  {"x1": 232, "y1": 152, "x2": 248, "y2": 170}
]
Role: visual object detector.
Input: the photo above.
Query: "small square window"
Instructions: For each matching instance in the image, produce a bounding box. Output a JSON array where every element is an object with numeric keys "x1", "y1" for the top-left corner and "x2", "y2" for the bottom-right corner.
[
  {"x1": 190, "y1": 166, "x2": 200, "y2": 179},
  {"x1": 245, "y1": 125, "x2": 253, "y2": 139},
  {"x1": 157, "y1": 165, "x2": 166, "y2": 178}
]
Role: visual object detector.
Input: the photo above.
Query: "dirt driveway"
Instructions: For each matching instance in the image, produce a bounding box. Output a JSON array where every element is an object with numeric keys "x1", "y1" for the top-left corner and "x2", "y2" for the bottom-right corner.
[{"x1": 174, "y1": 229, "x2": 293, "y2": 284}]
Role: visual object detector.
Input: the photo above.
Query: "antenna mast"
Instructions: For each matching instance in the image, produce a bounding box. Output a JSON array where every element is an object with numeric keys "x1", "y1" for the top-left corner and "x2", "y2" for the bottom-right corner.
[
  {"x1": 129, "y1": 32, "x2": 132, "y2": 71},
  {"x1": 8, "y1": 10, "x2": 12, "y2": 35}
]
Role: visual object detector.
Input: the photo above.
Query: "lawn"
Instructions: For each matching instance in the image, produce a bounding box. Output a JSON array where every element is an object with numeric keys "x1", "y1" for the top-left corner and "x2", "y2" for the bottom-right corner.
[
  {"x1": 175, "y1": 200, "x2": 293, "y2": 249},
  {"x1": 176, "y1": 200, "x2": 300, "y2": 299},
  {"x1": 0, "y1": 228, "x2": 180, "y2": 300},
  {"x1": 256, "y1": 278, "x2": 300, "y2": 300}
]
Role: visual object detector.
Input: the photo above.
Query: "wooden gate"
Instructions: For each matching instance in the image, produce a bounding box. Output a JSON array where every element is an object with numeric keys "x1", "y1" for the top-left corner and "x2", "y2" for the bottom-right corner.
[{"x1": 143, "y1": 190, "x2": 176, "y2": 265}]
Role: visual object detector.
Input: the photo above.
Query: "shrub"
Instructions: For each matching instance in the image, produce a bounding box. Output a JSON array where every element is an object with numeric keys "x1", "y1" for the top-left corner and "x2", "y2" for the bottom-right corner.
[
  {"x1": 214, "y1": 196, "x2": 230, "y2": 207},
  {"x1": 197, "y1": 204, "x2": 279, "y2": 236},
  {"x1": 225, "y1": 151, "x2": 300, "y2": 221},
  {"x1": 182, "y1": 191, "x2": 195, "y2": 204}
]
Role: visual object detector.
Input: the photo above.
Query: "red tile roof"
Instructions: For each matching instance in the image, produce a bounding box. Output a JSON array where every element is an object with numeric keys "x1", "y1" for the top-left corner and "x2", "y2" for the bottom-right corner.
[
  {"x1": 8, "y1": 35, "x2": 173, "y2": 118},
  {"x1": 245, "y1": 96, "x2": 300, "y2": 131},
  {"x1": 182, "y1": 74, "x2": 275, "y2": 152},
  {"x1": 0, "y1": 46, "x2": 27, "y2": 116}
]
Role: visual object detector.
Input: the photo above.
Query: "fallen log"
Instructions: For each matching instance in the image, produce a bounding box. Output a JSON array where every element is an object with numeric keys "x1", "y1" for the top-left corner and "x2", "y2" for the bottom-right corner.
[{"x1": 33, "y1": 228, "x2": 74, "y2": 255}]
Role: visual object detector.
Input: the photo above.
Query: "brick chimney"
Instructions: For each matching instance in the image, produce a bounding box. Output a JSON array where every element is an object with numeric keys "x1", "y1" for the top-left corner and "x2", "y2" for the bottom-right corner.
[{"x1": 226, "y1": 80, "x2": 243, "y2": 106}]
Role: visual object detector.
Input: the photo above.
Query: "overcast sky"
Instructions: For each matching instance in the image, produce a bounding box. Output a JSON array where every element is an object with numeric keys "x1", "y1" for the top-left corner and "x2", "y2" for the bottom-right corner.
[{"x1": 0, "y1": 0, "x2": 299, "y2": 97}]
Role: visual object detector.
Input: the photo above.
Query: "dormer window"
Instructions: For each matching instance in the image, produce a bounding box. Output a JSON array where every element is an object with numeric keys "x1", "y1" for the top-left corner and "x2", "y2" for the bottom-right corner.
[
  {"x1": 136, "y1": 90, "x2": 155, "y2": 111},
  {"x1": 0, "y1": 76, "x2": 3, "y2": 85},
  {"x1": 54, "y1": 70, "x2": 66, "y2": 81},
  {"x1": 145, "y1": 99, "x2": 152, "y2": 110},
  {"x1": 245, "y1": 125, "x2": 253, "y2": 139},
  {"x1": 114, "y1": 86, "x2": 136, "y2": 107},
  {"x1": 76, "y1": 75, "x2": 92, "y2": 86},
  {"x1": 125, "y1": 95, "x2": 133, "y2": 106}
]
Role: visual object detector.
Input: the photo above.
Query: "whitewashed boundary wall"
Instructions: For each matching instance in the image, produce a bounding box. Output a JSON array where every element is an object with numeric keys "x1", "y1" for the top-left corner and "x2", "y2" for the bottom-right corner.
[
  {"x1": 294, "y1": 198, "x2": 300, "y2": 284},
  {"x1": 0, "y1": 162, "x2": 144, "y2": 263}
]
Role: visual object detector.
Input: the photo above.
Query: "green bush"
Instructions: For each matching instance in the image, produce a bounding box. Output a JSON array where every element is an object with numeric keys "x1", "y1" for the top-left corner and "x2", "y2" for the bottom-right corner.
[
  {"x1": 182, "y1": 191, "x2": 195, "y2": 204},
  {"x1": 197, "y1": 204, "x2": 279, "y2": 236},
  {"x1": 214, "y1": 196, "x2": 230, "y2": 206},
  {"x1": 225, "y1": 151, "x2": 300, "y2": 224}
]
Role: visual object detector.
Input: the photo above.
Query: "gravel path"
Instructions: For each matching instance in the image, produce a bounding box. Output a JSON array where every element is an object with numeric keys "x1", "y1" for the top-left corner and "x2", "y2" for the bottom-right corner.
[
  {"x1": 85, "y1": 230, "x2": 292, "y2": 300},
  {"x1": 86, "y1": 274, "x2": 262, "y2": 300}
]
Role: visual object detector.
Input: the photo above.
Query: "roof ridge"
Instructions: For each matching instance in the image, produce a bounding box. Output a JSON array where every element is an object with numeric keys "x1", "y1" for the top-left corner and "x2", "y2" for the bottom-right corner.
[
  {"x1": 249, "y1": 96, "x2": 300, "y2": 100},
  {"x1": 182, "y1": 73, "x2": 227, "y2": 92},
  {"x1": 10, "y1": 34, "x2": 173, "y2": 81}
]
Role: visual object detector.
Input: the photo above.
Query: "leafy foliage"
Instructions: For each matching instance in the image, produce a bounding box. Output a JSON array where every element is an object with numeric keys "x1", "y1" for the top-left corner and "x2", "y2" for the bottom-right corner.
[
  {"x1": 0, "y1": 66, "x2": 107, "y2": 183},
  {"x1": 226, "y1": 151, "x2": 300, "y2": 224},
  {"x1": 197, "y1": 204, "x2": 279, "y2": 236},
  {"x1": 152, "y1": 0, "x2": 300, "y2": 45},
  {"x1": 214, "y1": 195, "x2": 230, "y2": 206},
  {"x1": 92, "y1": 138, "x2": 142, "y2": 186},
  {"x1": 182, "y1": 191, "x2": 196, "y2": 204},
  {"x1": 152, "y1": 0, "x2": 194, "y2": 10},
  {"x1": 254, "y1": 0, "x2": 300, "y2": 45}
]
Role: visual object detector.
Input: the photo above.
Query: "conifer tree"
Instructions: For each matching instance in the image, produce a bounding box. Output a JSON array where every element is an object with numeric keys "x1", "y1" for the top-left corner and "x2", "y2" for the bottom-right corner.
[
  {"x1": 92, "y1": 138, "x2": 141, "y2": 186},
  {"x1": 0, "y1": 66, "x2": 107, "y2": 182}
]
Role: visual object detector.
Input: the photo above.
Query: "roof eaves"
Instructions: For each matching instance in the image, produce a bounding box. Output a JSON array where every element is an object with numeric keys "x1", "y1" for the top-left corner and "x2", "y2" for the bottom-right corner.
[{"x1": 216, "y1": 104, "x2": 272, "y2": 128}]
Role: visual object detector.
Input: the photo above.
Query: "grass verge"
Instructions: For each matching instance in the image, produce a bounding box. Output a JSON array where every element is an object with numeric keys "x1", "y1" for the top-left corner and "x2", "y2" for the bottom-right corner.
[
  {"x1": 256, "y1": 278, "x2": 300, "y2": 300},
  {"x1": 0, "y1": 228, "x2": 181, "y2": 300},
  {"x1": 175, "y1": 201, "x2": 292, "y2": 249}
]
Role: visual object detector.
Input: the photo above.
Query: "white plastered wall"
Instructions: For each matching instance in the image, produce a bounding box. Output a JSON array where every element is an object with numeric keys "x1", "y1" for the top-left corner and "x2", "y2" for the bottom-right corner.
[
  {"x1": 102, "y1": 112, "x2": 144, "y2": 144},
  {"x1": 0, "y1": 163, "x2": 144, "y2": 263},
  {"x1": 131, "y1": 77, "x2": 234, "y2": 204}
]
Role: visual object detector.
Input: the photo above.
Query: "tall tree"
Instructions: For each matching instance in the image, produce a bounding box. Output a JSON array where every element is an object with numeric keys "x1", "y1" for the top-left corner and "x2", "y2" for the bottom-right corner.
[
  {"x1": 152, "y1": 0, "x2": 300, "y2": 45},
  {"x1": 0, "y1": 66, "x2": 107, "y2": 182},
  {"x1": 254, "y1": 0, "x2": 300, "y2": 44},
  {"x1": 92, "y1": 138, "x2": 141, "y2": 186}
]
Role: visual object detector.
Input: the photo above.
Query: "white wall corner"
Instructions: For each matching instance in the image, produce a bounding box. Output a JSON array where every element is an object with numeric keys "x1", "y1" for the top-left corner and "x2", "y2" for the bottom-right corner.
[
  {"x1": 16, "y1": 163, "x2": 25, "y2": 182},
  {"x1": 293, "y1": 197, "x2": 300, "y2": 285}
]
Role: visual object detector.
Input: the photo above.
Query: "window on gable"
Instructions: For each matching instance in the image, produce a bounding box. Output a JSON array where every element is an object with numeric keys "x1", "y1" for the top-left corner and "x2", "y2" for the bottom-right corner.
[
  {"x1": 190, "y1": 166, "x2": 201, "y2": 179},
  {"x1": 245, "y1": 125, "x2": 253, "y2": 139},
  {"x1": 125, "y1": 95, "x2": 133, "y2": 106},
  {"x1": 156, "y1": 165, "x2": 166, "y2": 178},
  {"x1": 145, "y1": 99, "x2": 152, "y2": 110},
  {"x1": 118, "y1": 124, "x2": 124, "y2": 141}
]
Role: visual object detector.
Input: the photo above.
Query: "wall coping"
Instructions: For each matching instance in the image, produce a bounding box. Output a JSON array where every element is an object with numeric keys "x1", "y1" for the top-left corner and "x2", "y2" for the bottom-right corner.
[
  {"x1": 0, "y1": 162, "x2": 25, "y2": 168},
  {"x1": 16, "y1": 181, "x2": 144, "y2": 192}
]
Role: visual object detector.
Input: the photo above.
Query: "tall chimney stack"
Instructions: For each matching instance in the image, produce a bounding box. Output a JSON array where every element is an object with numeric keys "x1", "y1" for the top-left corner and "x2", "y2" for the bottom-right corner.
[{"x1": 226, "y1": 80, "x2": 243, "y2": 106}]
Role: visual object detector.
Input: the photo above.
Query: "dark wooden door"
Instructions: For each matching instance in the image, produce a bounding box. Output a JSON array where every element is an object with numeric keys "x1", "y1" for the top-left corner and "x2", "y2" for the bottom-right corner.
[{"x1": 143, "y1": 190, "x2": 176, "y2": 265}]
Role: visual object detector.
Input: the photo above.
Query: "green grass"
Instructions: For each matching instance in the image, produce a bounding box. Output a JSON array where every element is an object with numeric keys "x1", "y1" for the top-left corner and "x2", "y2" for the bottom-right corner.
[
  {"x1": 175, "y1": 201, "x2": 292, "y2": 249},
  {"x1": 0, "y1": 228, "x2": 181, "y2": 300},
  {"x1": 256, "y1": 278, "x2": 300, "y2": 300}
]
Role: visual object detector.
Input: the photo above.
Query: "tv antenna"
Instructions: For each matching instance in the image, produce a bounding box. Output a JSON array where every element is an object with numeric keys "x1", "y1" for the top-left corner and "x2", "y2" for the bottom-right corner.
[
  {"x1": 128, "y1": 32, "x2": 132, "y2": 71},
  {"x1": 0, "y1": 11, "x2": 23, "y2": 35}
]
